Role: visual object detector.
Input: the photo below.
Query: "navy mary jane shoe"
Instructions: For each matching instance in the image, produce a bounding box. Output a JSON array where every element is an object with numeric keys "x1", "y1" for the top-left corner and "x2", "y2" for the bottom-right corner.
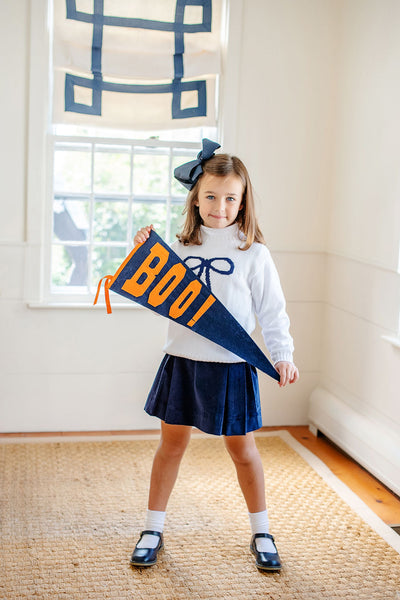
[
  {"x1": 250, "y1": 533, "x2": 282, "y2": 571},
  {"x1": 130, "y1": 530, "x2": 164, "y2": 567}
]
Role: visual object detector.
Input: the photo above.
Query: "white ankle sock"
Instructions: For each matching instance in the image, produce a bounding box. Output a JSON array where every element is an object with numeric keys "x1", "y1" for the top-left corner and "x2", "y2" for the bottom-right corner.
[
  {"x1": 136, "y1": 509, "x2": 166, "y2": 549},
  {"x1": 248, "y1": 510, "x2": 276, "y2": 553}
]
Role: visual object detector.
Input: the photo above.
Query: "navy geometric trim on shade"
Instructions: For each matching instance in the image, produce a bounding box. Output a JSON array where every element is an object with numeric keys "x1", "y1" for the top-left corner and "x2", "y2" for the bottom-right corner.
[
  {"x1": 64, "y1": 0, "x2": 211, "y2": 120},
  {"x1": 65, "y1": 74, "x2": 207, "y2": 120},
  {"x1": 66, "y1": 0, "x2": 211, "y2": 32}
]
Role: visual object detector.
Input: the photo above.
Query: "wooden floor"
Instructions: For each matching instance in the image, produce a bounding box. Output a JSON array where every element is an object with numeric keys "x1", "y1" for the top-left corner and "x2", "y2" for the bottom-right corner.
[
  {"x1": 277, "y1": 426, "x2": 400, "y2": 528},
  {"x1": 1, "y1": 425, "x2": 400, "y2": 528}
]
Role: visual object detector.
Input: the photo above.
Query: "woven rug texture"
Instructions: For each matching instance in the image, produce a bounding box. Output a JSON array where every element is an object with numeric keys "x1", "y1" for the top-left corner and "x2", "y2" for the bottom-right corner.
[{"x1": 1, "y1": 435, "x2": 399, "y2": 600}]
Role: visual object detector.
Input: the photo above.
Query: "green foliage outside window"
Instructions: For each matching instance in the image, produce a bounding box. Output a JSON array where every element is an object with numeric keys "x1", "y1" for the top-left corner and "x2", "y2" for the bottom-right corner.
[{"x1": 52, "y1": 146, "x2": 186, "y2": 291}]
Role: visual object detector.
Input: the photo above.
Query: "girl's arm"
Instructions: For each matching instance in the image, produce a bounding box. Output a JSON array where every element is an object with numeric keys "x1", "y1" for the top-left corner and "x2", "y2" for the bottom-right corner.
[{"x1": 251, "y1": 247, "x2": 299, "y2": 386}]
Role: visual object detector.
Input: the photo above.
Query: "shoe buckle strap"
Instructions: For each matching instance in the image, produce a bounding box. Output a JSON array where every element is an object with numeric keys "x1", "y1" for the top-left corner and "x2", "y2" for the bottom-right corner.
[
  {"x1": 254, "y1": 533, "x2": 274, "y2": 540},
  {"x1": 140, "y1": 529, "x2": 163, "y2": 538}
]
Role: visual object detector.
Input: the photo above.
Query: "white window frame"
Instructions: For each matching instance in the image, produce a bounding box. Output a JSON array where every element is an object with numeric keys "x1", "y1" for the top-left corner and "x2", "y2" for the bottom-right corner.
[
  {"x1": 25, "y1": 0, "x2": 243, "y2": 308},
  {"x1": 48, "y1": 136, "x2": 198, "y2": 304}
]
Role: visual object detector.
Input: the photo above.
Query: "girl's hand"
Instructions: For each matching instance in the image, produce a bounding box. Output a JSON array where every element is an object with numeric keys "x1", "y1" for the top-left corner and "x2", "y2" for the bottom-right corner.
[
  {"x1": 275, "y1": 361, "x2": 299, "y2": 387},
  {"x1": 133, "y1": 225, "x2": 154, "y2": 247}
]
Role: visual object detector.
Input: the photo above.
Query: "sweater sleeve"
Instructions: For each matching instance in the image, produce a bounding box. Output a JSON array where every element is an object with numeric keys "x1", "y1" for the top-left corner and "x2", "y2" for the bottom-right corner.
[{"x1": 250, "y1": 247, "x2": 294, "y2": 364}]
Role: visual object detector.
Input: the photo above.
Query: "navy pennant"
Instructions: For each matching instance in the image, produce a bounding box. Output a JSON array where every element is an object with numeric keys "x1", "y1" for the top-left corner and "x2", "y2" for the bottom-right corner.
[{"x1": 94, "y1": 230, "x2": 279, "y2": 382}]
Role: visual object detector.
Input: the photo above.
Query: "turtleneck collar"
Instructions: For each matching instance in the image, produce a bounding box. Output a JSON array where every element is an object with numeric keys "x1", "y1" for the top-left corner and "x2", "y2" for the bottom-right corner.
[{"x1": 200, "y1": 223, "x2": 241, "y2": 240}]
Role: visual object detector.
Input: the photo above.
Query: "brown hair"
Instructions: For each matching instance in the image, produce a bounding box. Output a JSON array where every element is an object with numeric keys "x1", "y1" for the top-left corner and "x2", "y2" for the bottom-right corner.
[{"x1": 177, "y1": 154, "x2": 265, "y2": 250}]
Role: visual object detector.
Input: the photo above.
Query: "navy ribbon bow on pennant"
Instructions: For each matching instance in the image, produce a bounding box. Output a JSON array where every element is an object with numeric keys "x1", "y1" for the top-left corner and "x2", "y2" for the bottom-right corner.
[
  {"x1": 174, "y1": 138, "x2": 221, "y2": 190},
  {"x1": 184, "y1": 256, "x2": 234, "y2": 291}
]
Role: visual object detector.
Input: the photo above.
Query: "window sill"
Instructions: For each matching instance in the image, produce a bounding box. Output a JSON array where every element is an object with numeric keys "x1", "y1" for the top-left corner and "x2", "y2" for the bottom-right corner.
[{"x1": 381, "y1": 334, "x2": 400, "y2": 349}]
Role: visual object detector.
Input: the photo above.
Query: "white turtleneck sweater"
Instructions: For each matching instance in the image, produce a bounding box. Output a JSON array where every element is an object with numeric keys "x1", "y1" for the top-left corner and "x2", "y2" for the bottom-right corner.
[{"x1": 163, "y1": 224, "x2": 294, "y2": 365}]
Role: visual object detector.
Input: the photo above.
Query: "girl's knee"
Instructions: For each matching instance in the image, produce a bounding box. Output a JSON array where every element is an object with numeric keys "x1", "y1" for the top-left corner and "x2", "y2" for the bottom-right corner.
[
  {"x1": 159, "y1": 437, "x2": 188, "y2": 459},
  {"x1": 224, "y1": 434, "x2": 259, "y2": 465},
  {"x1": 159, "y1": 423, "x2": 191, "y2": 458}
]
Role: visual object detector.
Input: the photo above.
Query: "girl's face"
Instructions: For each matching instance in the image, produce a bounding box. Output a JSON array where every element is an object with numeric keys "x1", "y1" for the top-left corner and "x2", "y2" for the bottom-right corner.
[{"x1": 195, "y1": 173, "x2": 244, "y2": 229}]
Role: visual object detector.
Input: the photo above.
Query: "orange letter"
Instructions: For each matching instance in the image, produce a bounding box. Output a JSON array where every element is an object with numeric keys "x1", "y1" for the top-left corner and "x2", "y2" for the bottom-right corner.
[
  {"x1": 148, "y1": 263, "x2": 186, "y2": 307},
  {"x1": 187, "y1": 294, "x2": 216, "y2": 327},
  {"x1": 169, "y1": 280, "x2": 202, "y2": 319},
  {"x1": 121, "y1": 242, "x2": 169, "y2": 297}
]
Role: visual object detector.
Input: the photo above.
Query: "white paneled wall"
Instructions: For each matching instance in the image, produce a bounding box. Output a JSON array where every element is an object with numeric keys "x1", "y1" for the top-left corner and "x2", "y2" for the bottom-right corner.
[
  {"x1": 234, "y1": 0, "x2": 335, "y2": 426},
  {"x1": 309, "y1": 0, "x2": 400, "y2": 494},
  {"x1": 0, "y1": 5, "x2": 28, "y2": 244},
  {"x1": 256, "y1": 251, "x2": 325, "y2": 426},
  {"x1": 236, "y1": 0, "x2": 336, "y2": 253}
]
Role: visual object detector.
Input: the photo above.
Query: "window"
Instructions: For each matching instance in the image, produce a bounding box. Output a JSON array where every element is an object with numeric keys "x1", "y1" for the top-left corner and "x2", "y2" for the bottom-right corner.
[
  {"x1": 49, "y1": 129, "x2": 215, "y2": 302},
  {"x1": 45, "y1": 0, "x2": 223, "y2": 304},
  {"x1": 26, "y1": 0, "x2": 241, "y2": 306}
]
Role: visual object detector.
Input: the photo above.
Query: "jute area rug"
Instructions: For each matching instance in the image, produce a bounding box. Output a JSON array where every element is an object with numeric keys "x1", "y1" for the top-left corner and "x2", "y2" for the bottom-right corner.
[{"x1": 1, "y1": 431, "x2": 399, "y2": 600}]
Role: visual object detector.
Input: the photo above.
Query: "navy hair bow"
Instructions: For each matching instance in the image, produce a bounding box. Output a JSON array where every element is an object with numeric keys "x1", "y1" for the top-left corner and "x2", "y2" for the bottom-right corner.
[{"x1": 174, "y1": 138, "x2": 221, "y2": 191}]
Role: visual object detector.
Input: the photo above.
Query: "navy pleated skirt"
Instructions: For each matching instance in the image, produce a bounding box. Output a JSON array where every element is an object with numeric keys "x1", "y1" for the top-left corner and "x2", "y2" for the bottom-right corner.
[{"x1": 144, "y1": 354, "x2": 262, "y2": 436}]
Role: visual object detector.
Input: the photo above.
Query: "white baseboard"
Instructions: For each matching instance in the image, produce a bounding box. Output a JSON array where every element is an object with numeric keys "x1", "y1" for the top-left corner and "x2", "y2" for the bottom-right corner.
[{"x1": 308, "y1": 387, "x2": 400, "y2": 497}]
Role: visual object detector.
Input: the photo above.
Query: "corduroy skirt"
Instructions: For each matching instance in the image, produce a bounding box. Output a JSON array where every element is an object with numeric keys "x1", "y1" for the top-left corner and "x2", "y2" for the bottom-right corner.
[{"x1": 144, "y1": 354, "x2": 262, "y2": 436}]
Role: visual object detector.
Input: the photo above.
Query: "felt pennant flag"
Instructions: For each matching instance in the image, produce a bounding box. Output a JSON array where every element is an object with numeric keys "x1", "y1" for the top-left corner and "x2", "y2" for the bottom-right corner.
[{"x1": 94, "y1": 230, "x2": 279, "y2": 382}]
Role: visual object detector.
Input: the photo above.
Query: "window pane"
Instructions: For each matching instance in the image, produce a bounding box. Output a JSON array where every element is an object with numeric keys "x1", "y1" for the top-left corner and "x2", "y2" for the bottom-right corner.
[
  {"x1": 92, "y1": 246, "x2": 127, "y2": 288},
  {"x1": 94, "y1": 151, "x2": 130, "y2": 194},
  {"x1": 170, "y1": 204, "x2": 185, "y2": 239},
  {"x1": 54, "y1": 150, "x2": 91, "y2": 193},
  {"x1": 133, "y1": 155, "x2": 169, "y2": 195},
  {"x1": 53, "y1": 199, "x2": 89, "y2": 243},
  {"x1": 132, "y1": 202, "x2": 166, "y2": 240},
  {"x1": 51, "y1": 244, "x2": 88, "y2": 288},
  {"x1": 93, "y1": 200, "x2": 128, "y2": 242}
]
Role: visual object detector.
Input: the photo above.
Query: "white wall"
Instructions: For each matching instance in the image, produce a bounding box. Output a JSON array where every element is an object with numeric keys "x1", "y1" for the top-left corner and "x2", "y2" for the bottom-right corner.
[
  {"x1": 235, "y1": 0, "x2": 337, "y2": 424},
  {"x1": 316, "y1": 0, "x2": 400, "y2": 452},
  {"x1": 1, "y1": 1, "x2": 398, "y2": 440}
]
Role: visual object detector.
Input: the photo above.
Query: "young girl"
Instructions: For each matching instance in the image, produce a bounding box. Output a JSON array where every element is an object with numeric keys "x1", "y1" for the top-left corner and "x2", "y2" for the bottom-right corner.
[{"x1": 130, "y1": 139, "x2": 299, "y2": 571}]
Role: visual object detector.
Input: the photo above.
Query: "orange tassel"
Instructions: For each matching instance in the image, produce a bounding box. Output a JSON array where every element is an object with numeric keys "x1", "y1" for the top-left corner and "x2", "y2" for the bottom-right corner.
[{"x1": 93, "y1": 275, "x2": 114, "y2": 314}]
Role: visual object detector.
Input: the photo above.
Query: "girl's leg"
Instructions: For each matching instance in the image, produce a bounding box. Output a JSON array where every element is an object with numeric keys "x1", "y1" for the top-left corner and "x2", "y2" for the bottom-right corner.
[
  {"x1": 131, "y1": 422, "x2": 192, "y2": 564},
  {"x1": 223, "y1": 432, "x2": 266, "y2": 512},
  {"x1": 148, "y1": 421, "x2": 192, "y2": 511},
  {"x1": 224, "y1": 432, "x2": 280, "y2": 563}
]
